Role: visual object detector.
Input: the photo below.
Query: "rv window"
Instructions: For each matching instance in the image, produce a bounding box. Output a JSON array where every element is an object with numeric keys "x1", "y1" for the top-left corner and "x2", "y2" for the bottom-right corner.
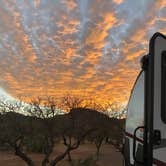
[
  {"x1": 161, "y1": 51, "x2": 166, "y2": 123},
  {"x1": 126, "y1": 71, "x2": 144, "y2": 136}
]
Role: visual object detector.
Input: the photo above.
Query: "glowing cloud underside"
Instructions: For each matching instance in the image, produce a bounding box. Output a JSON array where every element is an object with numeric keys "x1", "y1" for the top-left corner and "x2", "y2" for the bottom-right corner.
[{"x1": 0, "y1": 0, "x2": 165, "y2": 104}]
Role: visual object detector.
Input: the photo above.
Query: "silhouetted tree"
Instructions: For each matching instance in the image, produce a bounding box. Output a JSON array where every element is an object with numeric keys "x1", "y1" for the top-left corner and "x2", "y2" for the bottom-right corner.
[
  {"x1": 0, "y1": 97, "x2": 125, "y2": 166},
  {"x1": 60, "y1": 94, "x2": 88, "y2": 111},
  {"x1": 0, "y1": 111, "x2": 39, "y2": 166},
  {"x1": 61, "y1": 109, "x2": 96, "y2": 162}
]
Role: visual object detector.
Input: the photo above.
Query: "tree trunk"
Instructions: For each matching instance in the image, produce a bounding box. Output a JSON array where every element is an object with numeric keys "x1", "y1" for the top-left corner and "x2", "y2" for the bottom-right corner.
[
  {"x1": 96, "y1": 145, "x2": 100, "y2": 159},
  {"x1": 105, "y1": 137, "x2": 109, "y2": 144},
  {"x1": 67, "y1": 151, "x2": 72, "y2": 162},
  {"x1": 50, "y1": 148, "x2": 69, "y2": 166},
  {"x1": 95, "y1": 139, "x2": 103, "y2": 159},
  {"x1": 42, "y1": 137, "x2": 54, "y2": 166},
  {"x1": 50, "y1": 140, "x2": 80, "y2": 166},
  {"x1": 15, "y1": 147, "x2": 35, "y2": 166},
  {"x1": 42, "y1": 155, "x2": 49, "y2": 166}
]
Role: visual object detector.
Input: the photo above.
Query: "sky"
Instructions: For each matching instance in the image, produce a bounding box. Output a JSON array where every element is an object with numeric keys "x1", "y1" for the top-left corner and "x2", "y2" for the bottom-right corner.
[{"x1": 0, "y1": 0, "x2": 166, "y2": 105}]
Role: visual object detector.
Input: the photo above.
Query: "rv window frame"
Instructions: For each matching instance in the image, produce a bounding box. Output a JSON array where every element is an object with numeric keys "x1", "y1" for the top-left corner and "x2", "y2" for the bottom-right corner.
[{"x1": 161, "y1": 51, "x2": 166, "y2": 124}]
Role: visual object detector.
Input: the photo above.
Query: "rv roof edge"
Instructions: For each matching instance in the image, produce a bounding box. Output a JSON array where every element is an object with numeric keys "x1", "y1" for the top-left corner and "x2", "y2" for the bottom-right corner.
[{"x1": 149, "y1": 32, "x2": 166, "y2": 51}]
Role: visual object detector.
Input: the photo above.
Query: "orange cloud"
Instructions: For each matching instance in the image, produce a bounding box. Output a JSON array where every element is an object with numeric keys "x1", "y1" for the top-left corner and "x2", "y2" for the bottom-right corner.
[
  {"x1": 0, "y1": 0, "x2": 165, "y2": 108},
  {"x1": 113, "y1": 0, "x2": 124, "y2": 5},
  {"x1": 61, "y1": 0, "x2": 77, "y2": 10},
  {"x1": 125, "y1": 49, "x2": 146, "y2": 61},
  {"x1": 34, "y1": 0, "x2": 41, "y2": 8}
]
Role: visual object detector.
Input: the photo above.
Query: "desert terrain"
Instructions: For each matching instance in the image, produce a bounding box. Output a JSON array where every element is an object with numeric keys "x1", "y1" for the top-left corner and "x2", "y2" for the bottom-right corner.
[{"x1": 0, "y1": 144, "x2": 123, "y2": 166}]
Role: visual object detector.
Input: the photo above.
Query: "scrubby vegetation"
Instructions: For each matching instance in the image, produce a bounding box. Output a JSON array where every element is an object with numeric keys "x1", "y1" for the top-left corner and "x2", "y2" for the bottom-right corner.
[{"x1": 0, "y1": 96, "x2": 125, "y2": 166}]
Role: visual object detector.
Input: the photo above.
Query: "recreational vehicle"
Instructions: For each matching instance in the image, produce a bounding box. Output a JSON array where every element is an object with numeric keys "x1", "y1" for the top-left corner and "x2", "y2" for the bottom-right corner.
[{"x1": 123, "y1": 33, "x2": 166, "y2": 166}]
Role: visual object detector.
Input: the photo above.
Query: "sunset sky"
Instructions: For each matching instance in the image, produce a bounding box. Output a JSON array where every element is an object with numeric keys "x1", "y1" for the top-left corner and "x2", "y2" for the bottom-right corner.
[{"x1": 0, "y1": 0, "x2": 166, "y2": 105}]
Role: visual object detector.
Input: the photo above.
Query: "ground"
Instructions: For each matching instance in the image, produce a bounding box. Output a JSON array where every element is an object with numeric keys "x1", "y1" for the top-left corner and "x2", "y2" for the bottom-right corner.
[{"x1": 0, "y1": 143, "x2": 123, "y2": 166}]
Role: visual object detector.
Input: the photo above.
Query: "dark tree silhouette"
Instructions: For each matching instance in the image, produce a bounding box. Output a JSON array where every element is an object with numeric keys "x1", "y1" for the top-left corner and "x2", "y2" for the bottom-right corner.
[{"x1": 0, "y1": 97, "x2": 125, "y2": 166}]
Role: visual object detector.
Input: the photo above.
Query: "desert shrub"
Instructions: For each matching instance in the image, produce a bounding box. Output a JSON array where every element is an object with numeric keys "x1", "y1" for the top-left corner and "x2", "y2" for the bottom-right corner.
[
  {"x1": 24, "y1": 137, "x2": 44, "y2": 153},
  {"x1": 0, "y1": 142, "x2": 12, "y2": 151}
]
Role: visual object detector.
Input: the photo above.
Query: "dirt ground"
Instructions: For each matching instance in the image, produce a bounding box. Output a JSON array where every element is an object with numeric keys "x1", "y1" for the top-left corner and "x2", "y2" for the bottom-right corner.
[{"x1": 0, "y1": 143, "x2": 123, "y2": 166}]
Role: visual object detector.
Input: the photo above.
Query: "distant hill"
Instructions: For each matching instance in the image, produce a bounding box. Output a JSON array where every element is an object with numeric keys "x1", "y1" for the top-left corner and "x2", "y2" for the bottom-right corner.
[
  {"x1": 0, "y1": 108, "x2": 125, "y2": 131},
  {"x1": 0, "y1": 108, "x2": 125, "y2": 143}
]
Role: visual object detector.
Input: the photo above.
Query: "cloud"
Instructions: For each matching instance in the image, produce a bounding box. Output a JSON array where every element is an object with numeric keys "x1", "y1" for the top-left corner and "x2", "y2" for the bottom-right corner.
[
  {"x1": 0, "y1": 0, "x2": 165, "y2": 106},
  {"x1": 34, "y1": 0, "x2": 41, "y2": 8},
  {"x1": 61, "y1": 0, "x2": 77, "y2": 10},
  {"x1": 113, "y1": 0, "x2": 124, "y2": 5}
]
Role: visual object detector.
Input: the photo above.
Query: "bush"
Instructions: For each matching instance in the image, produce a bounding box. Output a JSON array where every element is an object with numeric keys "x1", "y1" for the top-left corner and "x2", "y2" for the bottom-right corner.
[{"x1": 24, "y1": 137, "x2": 44, "y2": 153}]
